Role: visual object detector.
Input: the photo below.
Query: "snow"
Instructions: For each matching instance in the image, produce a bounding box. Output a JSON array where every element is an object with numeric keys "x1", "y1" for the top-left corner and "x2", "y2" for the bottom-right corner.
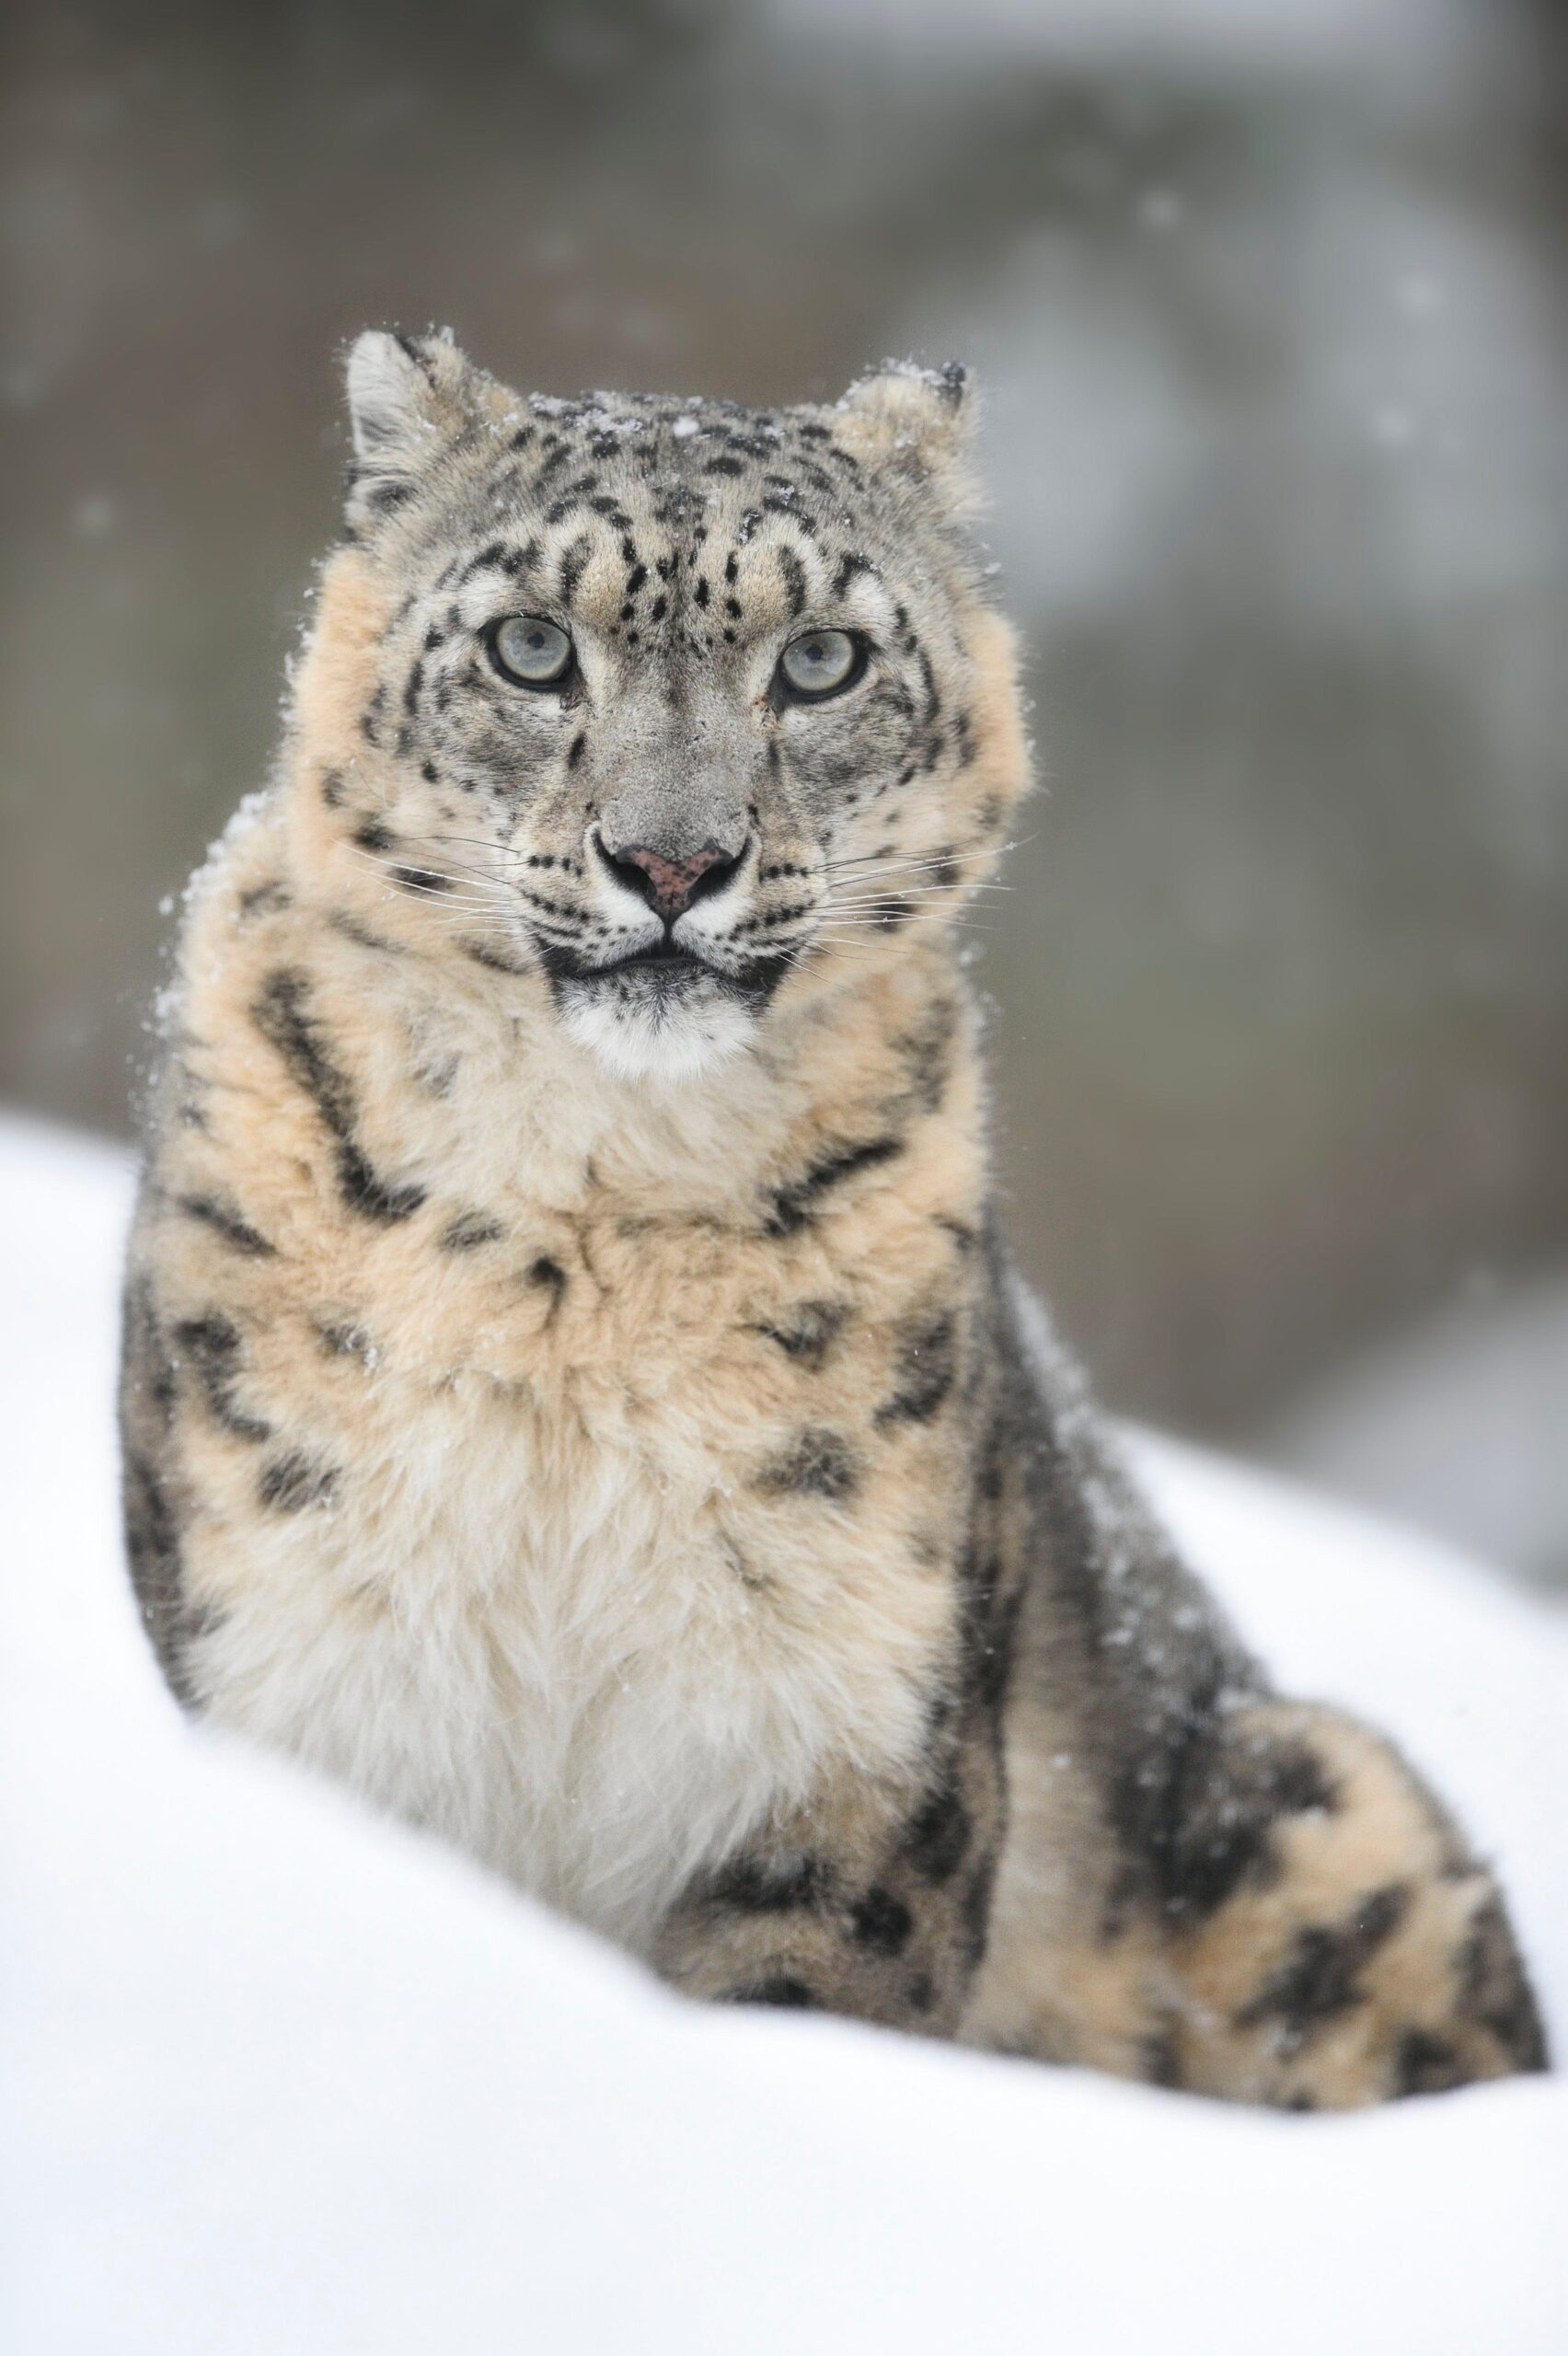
[{"x1": 1, "y1": 1113, "x2": 1562, "y2": 2355}]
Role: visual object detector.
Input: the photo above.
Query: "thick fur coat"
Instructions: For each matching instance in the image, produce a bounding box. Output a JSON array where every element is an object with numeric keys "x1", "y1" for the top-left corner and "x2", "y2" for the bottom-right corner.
[{"x1": 120, "y1": 333, "x2": 1546, "y2": 2105}]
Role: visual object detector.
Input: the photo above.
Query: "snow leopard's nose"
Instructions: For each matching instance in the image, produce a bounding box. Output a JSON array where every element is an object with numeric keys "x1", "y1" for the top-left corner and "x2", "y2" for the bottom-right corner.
[{"x1": 594, "y1": 836, "x2": 743, "y2": 921}]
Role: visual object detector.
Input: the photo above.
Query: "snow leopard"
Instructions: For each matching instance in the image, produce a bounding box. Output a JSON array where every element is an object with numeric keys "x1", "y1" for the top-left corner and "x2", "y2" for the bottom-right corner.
[{"x1": 119, "y1": 329, "x2": 1546, "y2": 2108}]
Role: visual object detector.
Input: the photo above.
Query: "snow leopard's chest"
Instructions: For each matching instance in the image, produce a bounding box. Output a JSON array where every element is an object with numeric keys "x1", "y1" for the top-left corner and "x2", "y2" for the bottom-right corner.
[{"x1": 198, "y1": 1260, "x2": 945, "y2": 1951}]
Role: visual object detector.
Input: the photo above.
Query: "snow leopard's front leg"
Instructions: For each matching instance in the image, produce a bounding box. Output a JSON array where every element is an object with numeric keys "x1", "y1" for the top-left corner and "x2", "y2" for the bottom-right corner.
[{"x1": 653, "y1": 1717, "x2": 1008, "y2": 2036}]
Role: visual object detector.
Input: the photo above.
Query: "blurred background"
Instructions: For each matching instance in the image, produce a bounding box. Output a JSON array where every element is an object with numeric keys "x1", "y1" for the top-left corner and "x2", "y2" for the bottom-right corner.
[{"x1": 3, "y1": 0, "x2": 1564, "y2": 1591}]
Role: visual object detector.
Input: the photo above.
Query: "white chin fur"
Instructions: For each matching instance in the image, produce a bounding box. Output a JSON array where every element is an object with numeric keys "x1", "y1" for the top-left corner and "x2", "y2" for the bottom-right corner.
[{"x1": 559, "y1": 988, "x2": 756, "y2": 1083}]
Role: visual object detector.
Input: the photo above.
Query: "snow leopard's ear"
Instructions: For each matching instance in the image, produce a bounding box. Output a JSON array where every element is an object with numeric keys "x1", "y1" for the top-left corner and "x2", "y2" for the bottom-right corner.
[
  {"x1": 341, "y1": 329, "x2": 475, "y2": 530},
  {"x1": 832, "y1": 360, "x2": 978, "y2": 508}
]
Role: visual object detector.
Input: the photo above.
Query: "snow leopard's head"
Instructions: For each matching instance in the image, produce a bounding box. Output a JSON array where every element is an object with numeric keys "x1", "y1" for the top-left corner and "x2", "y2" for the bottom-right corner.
[{"x1": 294, "y1": 329, "x2": 1028, "y2": 1080}]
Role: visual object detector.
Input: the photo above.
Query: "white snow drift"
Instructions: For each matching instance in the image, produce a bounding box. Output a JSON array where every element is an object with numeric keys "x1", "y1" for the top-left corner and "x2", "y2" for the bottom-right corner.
[{"x1": 1, "y1": 1114, "x2": 1562, "y2": 2355}]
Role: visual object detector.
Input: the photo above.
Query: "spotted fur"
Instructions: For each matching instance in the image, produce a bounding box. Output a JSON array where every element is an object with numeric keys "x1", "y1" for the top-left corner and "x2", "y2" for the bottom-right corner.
[{"x1": 119, "y1": 331, "x2": 1546, "y2": 2107}]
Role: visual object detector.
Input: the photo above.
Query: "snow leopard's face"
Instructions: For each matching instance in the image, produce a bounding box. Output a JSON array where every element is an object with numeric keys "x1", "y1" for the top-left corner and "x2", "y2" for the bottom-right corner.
[{"x1": 325, "y1": 330, "x2": 1025, "y2": 1080}]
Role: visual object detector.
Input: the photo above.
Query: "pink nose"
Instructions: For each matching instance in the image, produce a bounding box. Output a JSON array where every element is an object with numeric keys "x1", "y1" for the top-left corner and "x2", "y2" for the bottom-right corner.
[{"x1": 600, "y1": 840, "x2": 738, "y2": 919}]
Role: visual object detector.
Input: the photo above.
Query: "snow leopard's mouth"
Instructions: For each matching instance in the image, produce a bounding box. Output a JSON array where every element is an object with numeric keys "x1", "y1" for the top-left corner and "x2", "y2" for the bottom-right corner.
[
  {"x1": 536, "y1": 935, "x2": 731, "y2": 995},
  {"x1": 536, "y1": 933, "x2": 790, "y2": 1012},
  {"x1": 605, "y1": 942, "x2": 711, "y2": 978}
]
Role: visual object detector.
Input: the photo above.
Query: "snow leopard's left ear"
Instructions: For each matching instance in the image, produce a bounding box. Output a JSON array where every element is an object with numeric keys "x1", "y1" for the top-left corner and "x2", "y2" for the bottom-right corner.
[
  {"x1": 341, "y1": 328, "x2": 477, "y2": 531},
  {"x1": 832, "y1": 360, "x2": 979, "y2": 509}
]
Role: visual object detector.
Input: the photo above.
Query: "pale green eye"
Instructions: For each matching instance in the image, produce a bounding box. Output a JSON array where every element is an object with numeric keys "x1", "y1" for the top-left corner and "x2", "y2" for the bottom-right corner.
[
  {"x1": 490, "y1": 614, "x2": 574, "y2": 687},
  {"x1": 778, "y1": 628, "x2": 861, "y2": 699}
]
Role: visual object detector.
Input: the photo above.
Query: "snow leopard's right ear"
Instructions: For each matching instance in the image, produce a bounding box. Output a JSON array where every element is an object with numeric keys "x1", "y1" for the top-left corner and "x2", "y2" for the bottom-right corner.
[{"x1": 341, "y1": 329, "x2": 474, "y2": 531}]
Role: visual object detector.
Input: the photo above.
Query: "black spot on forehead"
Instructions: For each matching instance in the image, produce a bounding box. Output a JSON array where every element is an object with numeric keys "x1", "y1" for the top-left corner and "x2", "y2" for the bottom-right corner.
[
  {"x1": 544, "y1": 472, "x2": 600, "y2": 523},
  {"x1": 459, "y1": 392, "x2": 951, "y2": 662},
  {"x1": 559, "y1": 534, "x2": 593, "y2": 605},
  {"x1": 460, "y1": 540, "x2": 523, "y2": 583},
  {"x1": 763, "y1": 494, "x2": 816, "y2": 537}
]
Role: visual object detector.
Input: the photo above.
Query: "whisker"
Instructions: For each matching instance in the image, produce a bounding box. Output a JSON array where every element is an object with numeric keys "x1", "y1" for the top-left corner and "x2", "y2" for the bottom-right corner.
[
  {"x1": 826, "y1": 887, "x2": 973, "y2": 908},
  {"x1": 341, "y1": 849, "x2": 508, "y2": 915},
  {"x1": 823, "y1": 866, "x2": 1006, "y2": 897},
  {"x1": 405, "y1": 829, "x2": 536, "y2": 869},
  {"x1": 379, "y1": 839, "x2": 525, "y2": 889},
  {"x1": 820, "y1": 911, "x2": 999, "y2": 931},
  {"x1": 824, "y1": 839, "x2": 1004, "y2": 872},
  {"x1": 341, "y1": 841, "x2": 502, "y2": 891},
  {"x1": 824, "y1": 883, "x2": 1013, "y2": 908},
  {"x1": 824, "y1": 833, "x2": 1032, "y2": 878}
]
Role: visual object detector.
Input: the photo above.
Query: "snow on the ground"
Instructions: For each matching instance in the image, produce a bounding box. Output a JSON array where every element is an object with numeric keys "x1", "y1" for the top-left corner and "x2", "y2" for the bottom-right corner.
[{"x1": 1, "y1": 1112, "x2": 1562, "y2": 2356}]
